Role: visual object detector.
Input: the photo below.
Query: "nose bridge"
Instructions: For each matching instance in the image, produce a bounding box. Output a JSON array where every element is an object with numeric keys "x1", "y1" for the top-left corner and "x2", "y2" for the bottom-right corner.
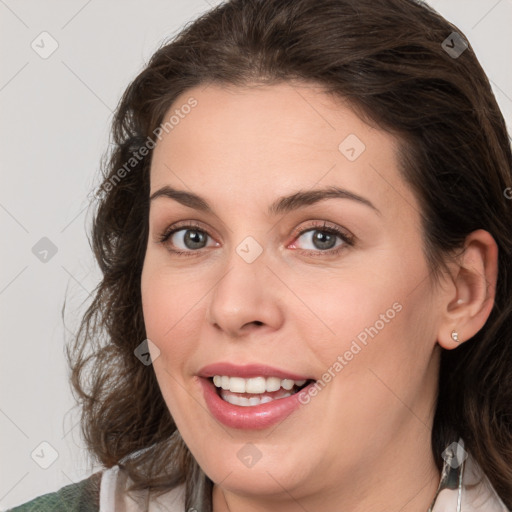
[{"x1": 206, "y1": 233, "x2": 284, "y2": 335}]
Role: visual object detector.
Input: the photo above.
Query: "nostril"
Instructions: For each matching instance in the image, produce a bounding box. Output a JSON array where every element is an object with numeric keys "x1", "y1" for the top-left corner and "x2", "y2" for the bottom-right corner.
[{"x1": 243, "y1": 320, "x2": 264, "y2": 328}]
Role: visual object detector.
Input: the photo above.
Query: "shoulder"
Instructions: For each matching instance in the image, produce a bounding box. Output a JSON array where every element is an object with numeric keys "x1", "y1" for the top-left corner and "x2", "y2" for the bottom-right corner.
[
  {"x1": 8, "y1": 465, "x2": 187, "y2": 512},
  {"x1": 8, "y1": 471, "x2": 102, "y2": 512}
]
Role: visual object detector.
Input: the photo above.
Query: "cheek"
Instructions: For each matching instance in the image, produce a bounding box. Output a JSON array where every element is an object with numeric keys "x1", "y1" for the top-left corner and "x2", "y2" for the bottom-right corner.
[
  {"x1": 320, "y1": 271, "x2": 437, "y2": 423},
  {"x1": 141, "y1": 262, "x2": 206, "y2": 367},
  {"x1": 140, "y1": 266, "x2": 203, "y2": 427},
  {"x1": 293, "y1": 270, "x2": 406, "y2": 356},
  {"x1": 299, "y1": 248, "x2": 435, "y2": 379}
]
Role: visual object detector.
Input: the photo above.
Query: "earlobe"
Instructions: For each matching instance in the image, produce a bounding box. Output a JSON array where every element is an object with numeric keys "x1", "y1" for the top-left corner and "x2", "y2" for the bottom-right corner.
[{"x1": 437, "y1": 229, "x2": 498, "y2": 350}]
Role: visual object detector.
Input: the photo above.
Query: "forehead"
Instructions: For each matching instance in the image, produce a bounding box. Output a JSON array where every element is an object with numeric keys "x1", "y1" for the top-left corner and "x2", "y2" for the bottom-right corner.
[{"x1": 149, "y1": 82, "x2": 416, "y2": 218}]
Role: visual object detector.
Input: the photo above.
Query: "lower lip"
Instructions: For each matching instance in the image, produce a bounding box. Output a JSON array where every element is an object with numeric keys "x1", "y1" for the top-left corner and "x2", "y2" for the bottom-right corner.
[{"x1": 199, "y1": 377, "x2": 311, "y2": 430}]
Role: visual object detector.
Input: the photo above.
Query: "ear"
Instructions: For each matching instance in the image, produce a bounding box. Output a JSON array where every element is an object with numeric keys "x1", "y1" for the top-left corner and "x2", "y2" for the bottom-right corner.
[{"x1": 437, "y1": 229, "x2": 498, "y2": 350}]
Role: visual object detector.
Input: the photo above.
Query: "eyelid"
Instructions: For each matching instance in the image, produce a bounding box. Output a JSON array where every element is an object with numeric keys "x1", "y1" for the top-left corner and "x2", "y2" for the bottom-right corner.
[
  {"x1": 158, "y1": 220, "x2": 214, "y2": 241},
  {"x1": 289, "y1": 220, "x2": 354, "y2": 244}
]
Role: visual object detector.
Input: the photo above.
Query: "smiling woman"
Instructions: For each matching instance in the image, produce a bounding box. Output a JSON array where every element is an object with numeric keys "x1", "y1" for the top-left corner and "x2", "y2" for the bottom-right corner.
[{"x1": 9, "y1": 0, "x2": 512, "y2": 511}]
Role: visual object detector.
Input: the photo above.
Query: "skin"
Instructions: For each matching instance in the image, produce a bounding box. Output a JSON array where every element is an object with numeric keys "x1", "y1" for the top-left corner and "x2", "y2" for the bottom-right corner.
[{"x1": 140, "y1": 81, "x2": 498, "y2": 512}]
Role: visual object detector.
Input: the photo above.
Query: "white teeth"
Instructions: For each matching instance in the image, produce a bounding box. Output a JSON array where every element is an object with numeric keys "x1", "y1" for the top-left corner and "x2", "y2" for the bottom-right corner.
[
  {"x1": 245, "y1": 376, "x2": 266, "y2": 394},
  {"x1": 221, "y1": 390, "x2": 292, "y2": 406},
  {"x1": 281, "y1": 379, "x2": 294, "y2": 390},
  {"x1": 266, "y1": 376, "x2": 281, "y2": 392},
  {"x1": 229, "y1": 377, "x2": 246, "y2": 393},
  {"x1": 211, "y1": 375, "x2": 308, "y2": 394}
]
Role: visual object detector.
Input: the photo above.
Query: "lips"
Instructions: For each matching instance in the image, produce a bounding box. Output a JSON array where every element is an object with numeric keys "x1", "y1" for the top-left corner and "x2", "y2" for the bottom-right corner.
[{"x1": 197, "y1": 362, "x2": 315, "y2": 429}]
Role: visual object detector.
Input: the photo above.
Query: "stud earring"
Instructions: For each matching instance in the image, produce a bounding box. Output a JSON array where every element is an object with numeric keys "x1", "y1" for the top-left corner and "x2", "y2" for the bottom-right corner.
[{"x1": 451, "y1": 330, "x2": 460, "y2": 343}]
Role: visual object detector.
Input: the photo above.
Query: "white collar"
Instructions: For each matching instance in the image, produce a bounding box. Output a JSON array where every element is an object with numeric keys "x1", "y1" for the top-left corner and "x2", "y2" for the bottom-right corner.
[
  {"x1": 99, "y1": 465, "x2": 186, "y2": 512},
  {"x1": 429, "y1": 446, "x2": 508, "y2": 512}
]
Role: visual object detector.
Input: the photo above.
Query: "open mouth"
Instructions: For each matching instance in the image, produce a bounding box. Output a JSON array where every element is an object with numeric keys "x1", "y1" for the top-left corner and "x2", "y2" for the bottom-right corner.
[{"x1": 210, "y1": 375, "x2": 313, "y2": 407}]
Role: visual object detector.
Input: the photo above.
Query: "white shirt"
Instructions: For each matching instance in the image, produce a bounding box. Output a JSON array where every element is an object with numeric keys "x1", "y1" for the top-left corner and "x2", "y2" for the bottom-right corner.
[{"x1": 99, "y1": 465, "x2": 186, "y2": 512}]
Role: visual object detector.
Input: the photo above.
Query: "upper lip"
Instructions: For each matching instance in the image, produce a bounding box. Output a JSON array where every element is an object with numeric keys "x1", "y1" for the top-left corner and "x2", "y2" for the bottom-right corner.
[{"x1": 198, "y1": 362, "x2": 312, "y2": 381}]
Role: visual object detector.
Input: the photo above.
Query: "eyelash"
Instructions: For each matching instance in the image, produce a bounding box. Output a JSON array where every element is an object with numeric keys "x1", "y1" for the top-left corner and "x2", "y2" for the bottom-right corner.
[{"x1": 157, "y1": 220, "x2": 355, "y2": 258}]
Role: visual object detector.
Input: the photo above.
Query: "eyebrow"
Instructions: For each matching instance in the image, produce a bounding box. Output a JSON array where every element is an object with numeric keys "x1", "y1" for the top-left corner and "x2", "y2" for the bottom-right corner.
[{"x1": 149, "y1": 185, "x2": 380, "y2": 216}]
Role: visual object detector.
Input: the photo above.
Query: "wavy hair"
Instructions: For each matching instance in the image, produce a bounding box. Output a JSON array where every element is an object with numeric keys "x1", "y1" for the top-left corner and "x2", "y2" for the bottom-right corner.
[{"x1": 67, "y1": 0, "x2": 512, "y2": 509}]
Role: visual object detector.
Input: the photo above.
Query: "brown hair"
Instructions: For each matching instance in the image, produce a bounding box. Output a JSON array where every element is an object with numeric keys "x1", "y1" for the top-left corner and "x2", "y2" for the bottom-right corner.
[{"x1": 67, "y1": 0, "x2": 512, "y2": 509}]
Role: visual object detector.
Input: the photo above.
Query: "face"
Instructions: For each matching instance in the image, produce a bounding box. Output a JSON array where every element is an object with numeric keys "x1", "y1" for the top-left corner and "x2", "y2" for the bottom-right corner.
[{"x1": 141, "y1": 82, "x2": 442, "y2": 508}]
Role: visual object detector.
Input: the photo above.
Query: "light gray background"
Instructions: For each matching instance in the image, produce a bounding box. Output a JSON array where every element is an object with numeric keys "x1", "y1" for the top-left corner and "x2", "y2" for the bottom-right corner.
[{"x1": 1, "y1": 0, "x2": 511, "y2": 509}]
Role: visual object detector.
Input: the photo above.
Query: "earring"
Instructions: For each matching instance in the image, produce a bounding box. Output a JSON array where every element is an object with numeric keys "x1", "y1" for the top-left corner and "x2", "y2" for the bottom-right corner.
[{"x1": 451, "y1": 330, "x2": 460, "y2": 343}]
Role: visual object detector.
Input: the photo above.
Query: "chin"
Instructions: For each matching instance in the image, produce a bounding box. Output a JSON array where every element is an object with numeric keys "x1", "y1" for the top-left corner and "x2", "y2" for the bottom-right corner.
[{"x1": 196, "y1": 440, "x2": 315, "y2": 498}]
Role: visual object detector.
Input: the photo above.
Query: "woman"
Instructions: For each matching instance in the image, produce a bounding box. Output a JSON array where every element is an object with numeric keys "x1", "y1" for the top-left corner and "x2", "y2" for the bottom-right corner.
[{"x1": 10, "y1": 0, "x2": 512, "y2": 510}]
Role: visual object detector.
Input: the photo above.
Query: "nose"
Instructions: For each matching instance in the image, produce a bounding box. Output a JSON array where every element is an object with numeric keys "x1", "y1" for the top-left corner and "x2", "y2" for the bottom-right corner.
[{"x1": 205, "y1": 242, "x2": 285, "y2": 338}]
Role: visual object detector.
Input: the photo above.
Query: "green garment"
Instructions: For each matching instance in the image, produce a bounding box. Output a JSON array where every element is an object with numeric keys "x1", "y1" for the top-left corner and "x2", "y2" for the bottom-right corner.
[{"x1": 7, "y1": 472, "x2": 101, "y2": 512}]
